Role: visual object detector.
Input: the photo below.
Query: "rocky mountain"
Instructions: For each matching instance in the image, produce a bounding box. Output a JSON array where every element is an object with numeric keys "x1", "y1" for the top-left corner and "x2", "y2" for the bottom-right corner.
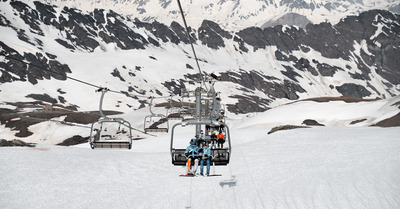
[
  {"x1": 261, "y1": 13, "x2": 311, "y2": 29},
  {"x1": 42, "y1": 0, "x2": 400, "y2": 30},
  {"x1": 0, "y1": 0, "x2": 399, "y2": 143}
]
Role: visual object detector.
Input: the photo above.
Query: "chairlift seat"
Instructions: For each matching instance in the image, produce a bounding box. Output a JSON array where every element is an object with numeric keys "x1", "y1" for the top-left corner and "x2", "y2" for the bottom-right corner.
[
  {"x1": 171, "y1": 148, "x2": 230, "y2": 166},
  {"x1": 167, "y1": 113, "x2": 183, "y2": 120},
  {"x1": 211, "y1": 148, "x2": 230, "y2": 165},
  {"x1": 145, "y1": 128, "x2": 168, "y2": 133},
  {"x1": 171, "y1": 148, "x2": 187, "y2": 166}
]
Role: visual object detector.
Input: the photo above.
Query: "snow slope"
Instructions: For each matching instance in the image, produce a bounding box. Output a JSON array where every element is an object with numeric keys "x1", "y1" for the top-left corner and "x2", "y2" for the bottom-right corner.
[
  {"x1": 1, "y1": 126, "x2": 399, "y2": 209},
  {"x1": 1, "y1": 89, "x2": 399, "y2": 145},
  {"x1": 1, "y1": 95, "x2": 400, "y2": 208},
  {"x1": 236, "y1": 95, "x2": 400, "y2": 128}
]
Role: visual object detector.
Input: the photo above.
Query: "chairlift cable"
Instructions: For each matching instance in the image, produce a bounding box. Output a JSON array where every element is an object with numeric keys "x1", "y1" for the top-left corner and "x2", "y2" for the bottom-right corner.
[
  {"x1": 0, "y1": 53, "x2": 169, "y2": 100},
  {"x1": 176, "y1": 0, "x2": 207, "y2": 90},
  {"x1": 1, "y1": 53, "x2": 101, "y2": 89}
]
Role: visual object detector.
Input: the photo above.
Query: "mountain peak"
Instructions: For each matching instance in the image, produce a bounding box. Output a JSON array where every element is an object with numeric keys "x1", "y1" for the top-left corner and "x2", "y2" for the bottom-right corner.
[{"x1": 41, "y1": 0, "x2": 400, "y2": 30}]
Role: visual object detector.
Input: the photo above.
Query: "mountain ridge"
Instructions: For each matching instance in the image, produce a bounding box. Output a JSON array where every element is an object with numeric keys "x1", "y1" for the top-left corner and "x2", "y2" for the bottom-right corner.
[
  {"x1": 42, "y1": 0, "x2": 400, "y2": 30},
  {"x1": 0, "y1": 0, "x2": 399, "y2": 143},
  {"x1": 1, "y1": 1, "x2": 399, "y2": 112}
]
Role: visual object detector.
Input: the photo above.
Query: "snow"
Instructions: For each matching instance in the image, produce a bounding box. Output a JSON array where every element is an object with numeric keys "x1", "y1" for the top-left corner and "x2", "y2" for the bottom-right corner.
[
  {"x1": 237, "y1": 95, "x2": 400, "y2": 128},
  {"x1": 1, "y1": 91, "x2": 400, "y2": 209},
  {"x1": 1, "y1": 2, "x2": 400, "y2": 207},
  {"x1": 1, "y1": 126, "x2": 399, "y2": 209},
  {"x1": 25, "y1": 120, "x2": 89, "y2": 144}
]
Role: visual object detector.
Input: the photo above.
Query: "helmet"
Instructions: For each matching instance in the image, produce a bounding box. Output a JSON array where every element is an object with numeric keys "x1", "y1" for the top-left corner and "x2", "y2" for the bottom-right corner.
[{"x1": 190, "y1": 138, "x2": 197, "y2": 145}]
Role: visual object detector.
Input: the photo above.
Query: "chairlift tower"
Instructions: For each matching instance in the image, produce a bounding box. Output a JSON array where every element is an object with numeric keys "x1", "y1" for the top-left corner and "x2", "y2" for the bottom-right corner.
[
  {"x1": 169, "y1": 0, "x2": 232, "y2": 169},
  {"x1": 170, "y1": 74, "x2": 231, "y2": 166},
  {"x1": 194, "y1": 87, "x2": 202, "y2": 136}
]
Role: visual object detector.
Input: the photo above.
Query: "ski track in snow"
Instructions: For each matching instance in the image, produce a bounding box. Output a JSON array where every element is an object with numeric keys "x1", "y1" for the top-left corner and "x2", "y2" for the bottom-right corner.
[{"x1": 1, "y1": 127, "x2": 400, "y2": 209}]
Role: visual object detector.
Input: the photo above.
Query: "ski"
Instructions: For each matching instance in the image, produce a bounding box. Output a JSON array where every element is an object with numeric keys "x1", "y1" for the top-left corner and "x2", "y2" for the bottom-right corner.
[
  {"x1": 179, "y1": 173, "x2": 221, "y2": 177},
  {"x1": 179, "y1": 174, "x2": 196, "y2": 177}
]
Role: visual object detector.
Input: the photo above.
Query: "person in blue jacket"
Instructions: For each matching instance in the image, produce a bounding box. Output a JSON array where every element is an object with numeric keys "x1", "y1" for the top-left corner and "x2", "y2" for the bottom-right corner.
[
  {"x1": 200, "y1": 142, "x2": 211, "y2": 176},
  {"x1": 184, "y1": 138, "x2": 199, "y2": 175}
]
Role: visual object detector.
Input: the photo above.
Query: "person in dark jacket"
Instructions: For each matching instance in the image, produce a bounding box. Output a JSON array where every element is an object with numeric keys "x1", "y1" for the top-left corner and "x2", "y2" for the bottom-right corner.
[
  {"x1": 210, "y1": 131, "x2": 217, "y2": 148},
  {"x1": 196, "y1": 130, "x2": 206, "y2": 147},
  {"x1": 199, "y1": 142, "x2": 211, "y2": 176}
]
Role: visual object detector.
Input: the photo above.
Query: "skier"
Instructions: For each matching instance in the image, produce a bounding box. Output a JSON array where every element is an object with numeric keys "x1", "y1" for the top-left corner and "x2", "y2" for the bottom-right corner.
[
  {"x1": 184, "y1": 138, "x2": 199, "y2": 175},
  {"x1": 217, "y1": 131, "x2": 225, "y2": 148},
  {"x1": 196, "y1": 130, "x2": 206, "y2": 147},
  {"x1": 218, "y1": 119, "x2": 225, "y2": 132},
  {"x1": 210, "y1": 131, "x2": 217, "y2": 148},
  {"x1": 200, "y1": 142, "x2": 211, "y2": 176}
]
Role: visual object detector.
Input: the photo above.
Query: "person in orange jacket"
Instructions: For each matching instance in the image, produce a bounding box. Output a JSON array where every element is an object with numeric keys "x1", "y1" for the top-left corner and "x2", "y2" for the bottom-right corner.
[{"x1": 216, "y1": 131, "x2": 225, "y2": 148}]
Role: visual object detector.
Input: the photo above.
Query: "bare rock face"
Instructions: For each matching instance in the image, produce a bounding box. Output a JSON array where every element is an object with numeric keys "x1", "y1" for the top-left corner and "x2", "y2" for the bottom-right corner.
[
  {"x1": 302, "y1": 119, "x2": 325, "y2": 126},
  {"x1": 268, "y1": 125, "x2": 309, "y2": 134},
  {"x1": 0, "y1": 139, "x2": 35, "y2": 147},
  {"x1": 198, "y1": 20, "x2": 232, "y2": 49},
  {"x1": 335, "y1": 83, "x2": 372, "y2": 98},
  {"x1": 373, "y1": 112, "x2": 400, "y2": 127},
  {"x1": 57, "y1": 135, "x2": 88, "y2": 146},
  {"x1": 0, "y1": 42, "x2": 71, "y2": 85}
]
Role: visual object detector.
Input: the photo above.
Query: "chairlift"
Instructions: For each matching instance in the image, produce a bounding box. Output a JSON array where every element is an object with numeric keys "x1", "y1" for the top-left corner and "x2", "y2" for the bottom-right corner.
[
  {"x1": 178, "y1": 88, "x2": 196, "y2": 117},
  {"x1": 170, "y1": 120, "x2": 231, "y2": 166},
  {"x1": 170, "y1": 88, "x2": 231, "y2": 166},
  {"x1": 172, "y1": 1, "x2": 231, "y2": 170},
  {"x1": 144, "y1": 97, "x2": 169, "y2": 133},
  {"x1": 89, "y1": 88, "x2": 133, "y2": 149},
  {"x1": 166, "y1": 96, "x2": 183, "y2": 120}
]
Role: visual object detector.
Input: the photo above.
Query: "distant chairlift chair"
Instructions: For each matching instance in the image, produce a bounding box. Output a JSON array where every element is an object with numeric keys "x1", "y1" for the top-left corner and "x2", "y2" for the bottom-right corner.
[
  {"x1": 144, "y1": 97, "x2": 169, "y2": 133},
  {"x1": 166, "y1": 96, "x2": 183, "y2": 120},
  {"x1": 178, "y1": 89, "x2": 196, "y2": 118},
  {"x1": 89, "y1": 88, "x2": 133, "y2": 149}
]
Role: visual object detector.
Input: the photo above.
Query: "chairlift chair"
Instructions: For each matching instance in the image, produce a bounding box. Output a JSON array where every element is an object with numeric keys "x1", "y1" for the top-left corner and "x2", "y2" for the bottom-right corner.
[
  {"x1": 143, "y1": 97, "x2": 169, "y2": 133},
  {"x1": 144, "y1": 116, "x2": 169, "y2": 133},
  {"x1": 89, "y1": 88, "x2": 133, "y2": 149},
  {"x1": 166, "y1": 96, "x2": 183, "y2": 120},
  {"x1": 170, "y1": 120, "x2": 231, "y2": 166},
  {"x1": 179, "y1": 89, "x2": 196, "y2": 117}
]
